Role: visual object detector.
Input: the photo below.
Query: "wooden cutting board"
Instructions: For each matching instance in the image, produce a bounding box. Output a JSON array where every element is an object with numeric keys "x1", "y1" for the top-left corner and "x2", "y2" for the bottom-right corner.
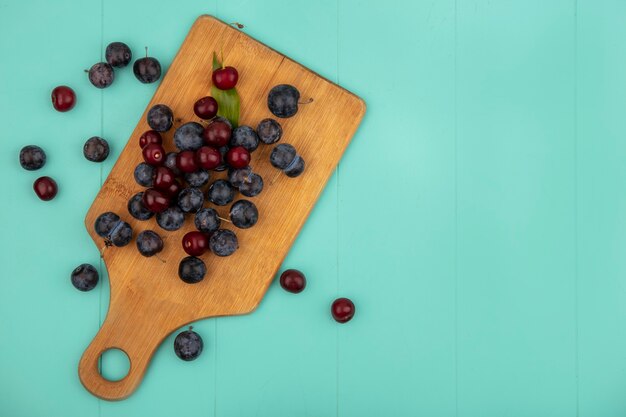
[{"x1": 79, "y1": 15, "x2": 365, "y2": 401}]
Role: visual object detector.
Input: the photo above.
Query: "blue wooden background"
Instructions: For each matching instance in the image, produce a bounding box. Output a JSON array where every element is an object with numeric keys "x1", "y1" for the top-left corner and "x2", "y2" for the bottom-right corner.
[{"x1": 1, "y1": 0, "x2": 626, "y2": 415}]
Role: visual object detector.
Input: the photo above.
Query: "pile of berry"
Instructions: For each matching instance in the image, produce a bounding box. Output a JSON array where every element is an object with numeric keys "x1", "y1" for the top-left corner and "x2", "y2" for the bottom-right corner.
[
  {"x1": 93, "y1": 57, "x2": 308, "y2": 287},
  {"x1": 19, "y1": 38, "x2": 356, "y2": 363}
]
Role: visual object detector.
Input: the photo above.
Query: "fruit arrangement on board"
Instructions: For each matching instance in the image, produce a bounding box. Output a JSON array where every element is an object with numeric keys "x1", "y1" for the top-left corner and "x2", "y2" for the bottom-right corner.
[
  {"x1": 91, "y1": 51, "x2": 314, "y2": 301},
  {"x1": 19, "y1": 24, "x2": 359, "y2": 371}
]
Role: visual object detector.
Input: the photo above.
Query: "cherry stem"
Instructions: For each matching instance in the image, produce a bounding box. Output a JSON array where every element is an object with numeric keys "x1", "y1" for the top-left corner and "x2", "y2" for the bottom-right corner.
[
  {"x1": 99, "y1": 241, "x2": 111, "y2": 257},
  {"x1": 145, "y1": 46, "x2": 148, "y2": 58},
  {"x1": 230, "y1": 22, "x2": 245, "y2": 29},
  {"x1": 218, "y1": 216, "x2": 232, "y2": 223},
  {"x1": 155, "y1": 254, "x2": 166, "y2": 263},
  {"x1": 298, "y1": 97, "x2": 314, "y2": 105}
]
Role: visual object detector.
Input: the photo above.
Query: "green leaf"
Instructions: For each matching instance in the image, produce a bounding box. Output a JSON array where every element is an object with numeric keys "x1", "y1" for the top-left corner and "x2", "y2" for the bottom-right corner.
[
  {"x1": 212, "y1": 52, "x2": 222, "y2": 72},
  {"x1": 211, "y1": 85, "x2": 240, "y2": 128},
  {"x1": 211, "y1": 52, "x2": 239, "y2": 127}
]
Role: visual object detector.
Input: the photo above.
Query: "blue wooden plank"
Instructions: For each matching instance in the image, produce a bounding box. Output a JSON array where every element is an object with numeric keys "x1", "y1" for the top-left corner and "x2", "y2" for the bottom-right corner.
[
  {"x1": 455, "y1": 1, "x2": 577, "y2": 415},
  {"x1": 577, "y1": 1, "x2": 626, "y2": 415},
  {"x1": 0, "y1": 0, "x2": 102, "y2": 415},
  {"x1": 337, "y1": 0, "x2": 456, "y2": 415}
]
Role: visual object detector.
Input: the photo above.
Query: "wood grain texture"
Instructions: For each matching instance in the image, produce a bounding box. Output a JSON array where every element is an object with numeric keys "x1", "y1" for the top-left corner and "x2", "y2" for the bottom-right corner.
[{"x1": 79, "y1": 15, "x2": 365, "y2": 401}]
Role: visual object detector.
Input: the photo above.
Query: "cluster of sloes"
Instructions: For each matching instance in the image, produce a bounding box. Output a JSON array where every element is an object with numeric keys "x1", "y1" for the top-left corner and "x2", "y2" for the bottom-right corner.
[
  {"x1": 18, "y1": 32, "x2": 360, "y2": 365},
  {"x1": 127, "y1": 99, "x2": 279, "y2": 284},
  {"x1": 82, "y1": 60, "x2": 320, "y2": 359},
  {"x1": 90, "y1": 79, "x2": 309, "y2": 292},
  {"x1": 100, "y1": 73, "x2": 312, "y2": 360},
  {"x1": 103, "y1": 74, "x2": 308, "y2": 284},
  {"x1": 87, "y1": 42, "x2": 162, "y2": 89},
  {"x1": 114, "y1": 71, "x2": 305, "y2": 291}
]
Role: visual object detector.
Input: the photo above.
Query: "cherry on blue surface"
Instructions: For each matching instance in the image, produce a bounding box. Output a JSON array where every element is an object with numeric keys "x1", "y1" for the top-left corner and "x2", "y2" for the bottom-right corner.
[
  {"x1": 331, "y1": 298, "x2": 355, "y2": 323},
  {"x1": 33, "y1": 176, "x2": 57, "y2": 201},
  {"x1": 51, "y1": 86, "x2": 76, "y2": 112},
  {"x1": 279, "y1": 269, "x2": 306, "y2": 294}
]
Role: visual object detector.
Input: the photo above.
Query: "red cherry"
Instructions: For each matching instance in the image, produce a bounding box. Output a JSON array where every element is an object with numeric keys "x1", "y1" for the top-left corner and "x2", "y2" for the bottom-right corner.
[
  {"x1": 33, "y1": 176, "x2": 58, "y2": 201},
  {"x1": 176, "y1": 150, "x2": 199, "y2": 173},
  {"x1": 203, "y1": 121, "x2": 231, "y2": 147},
  {"x1": 163, "y1": 179, "x2": 182, "y2": 198},
  {"x1": 142, "y1": 188, "x2": 170, "y2": 213},
  {"x1": 51, "y1": 86, "x2": 76, "y2": 112},
  {"x1": 279, "y1": 269, "x2": 306, "y2": 293},
  {"x1": 196, "y1": 146, "x2": 222, "y2": 170},
  {"x1": 212, "y1": 66, "x2": 239, "y2": 90},
  {"x1": 139, "y1": 130, "x2": 162, "y2": 148},
  {"x1": 142, "y1": 143, "x2": 165, "y2": 166},
  {"x1": 194, "y1": 96, "x2": 218, "y2": 120},
  {"x1": 331, "y1": 298, "x2": 355, "y2": 323},
  {"x1": 226, "y1": 146, "x2": 251, "y2": 169},
  {"x1": 182, "y1": 231, "x2": 209, "y2": 256},
  {"x1": 153, "y1": 166, "x2": 176, "y2": 190}
]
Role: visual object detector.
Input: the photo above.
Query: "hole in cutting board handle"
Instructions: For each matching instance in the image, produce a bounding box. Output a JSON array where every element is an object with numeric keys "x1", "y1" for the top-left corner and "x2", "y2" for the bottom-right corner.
[{"x1": 98, "y1": 348, "x2": 130, "y2": 382}]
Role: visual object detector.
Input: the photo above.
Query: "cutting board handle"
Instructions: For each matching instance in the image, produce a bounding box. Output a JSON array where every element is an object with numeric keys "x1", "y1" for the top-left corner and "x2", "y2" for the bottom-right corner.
[{"x1": 78, "y1": 305, "x2": 165, "y2": 401}]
